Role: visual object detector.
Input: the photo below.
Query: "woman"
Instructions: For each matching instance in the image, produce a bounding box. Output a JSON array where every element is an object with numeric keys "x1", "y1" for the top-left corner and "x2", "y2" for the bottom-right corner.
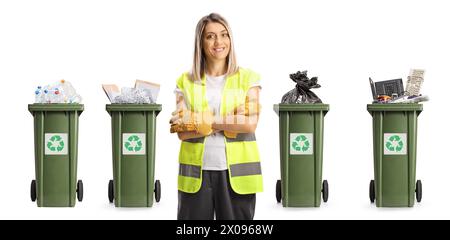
[{"x1": 170, "y1": 13, "x2": 263, "y2": 220}]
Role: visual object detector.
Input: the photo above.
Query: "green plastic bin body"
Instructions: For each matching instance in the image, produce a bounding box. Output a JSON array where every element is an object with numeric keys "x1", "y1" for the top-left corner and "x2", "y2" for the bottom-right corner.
[
  {"x1": 29, "y1": 104, "x2": 83, "y2": 207},
  {"x1": 106, "y1": 104, "x2": 161, "y2": 207},
  {"x1": 274, "y1": 104, "x2": 329, "y2": 207},
  {"x1": 368, "y1": 104, "x2": 422, "y2": 207}
]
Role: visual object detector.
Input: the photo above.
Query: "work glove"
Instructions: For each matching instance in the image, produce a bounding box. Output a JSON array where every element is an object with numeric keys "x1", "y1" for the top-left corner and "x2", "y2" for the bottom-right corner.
[
  {"x1": 170, "y1": 109, "x2": 214, "y2": 136},
  {"x1": 224, "y1": 97, "x2": 261, "y2": 138}
]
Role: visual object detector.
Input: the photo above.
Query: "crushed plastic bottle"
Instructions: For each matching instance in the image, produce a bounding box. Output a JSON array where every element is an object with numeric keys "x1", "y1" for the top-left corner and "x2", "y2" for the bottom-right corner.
[
  {"x1": 51, "y1": 87, "x2": 65, "y2": 103},
  {"x1": 59, "y1": 80, "x2": 82, "y2": 103},
  {"x1": 34, "y1": 86, "x2": 44, "y2": 103},
  {"x1": 34, "y1": 80, "x2": 82, "y2": 103}
]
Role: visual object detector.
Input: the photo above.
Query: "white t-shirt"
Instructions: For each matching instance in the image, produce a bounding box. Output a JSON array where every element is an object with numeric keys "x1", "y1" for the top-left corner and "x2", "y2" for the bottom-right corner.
[
  {"x1": 202, "y1": 74, "x2": 227, "y2": 170},
  {"x1": 175, "y1": 74, "x2": 261, "y2": 171}
]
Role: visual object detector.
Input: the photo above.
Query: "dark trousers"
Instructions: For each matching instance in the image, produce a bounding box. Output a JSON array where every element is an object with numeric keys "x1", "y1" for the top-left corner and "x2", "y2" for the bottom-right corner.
[{"x1": 178, "y1": 170, "x2": 256, "y2": 220}]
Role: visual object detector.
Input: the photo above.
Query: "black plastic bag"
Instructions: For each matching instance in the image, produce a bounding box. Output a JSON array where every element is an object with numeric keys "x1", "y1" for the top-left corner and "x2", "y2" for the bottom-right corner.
[{"x1": 281, "y1": 70, "x2": 322, "y2": 103}]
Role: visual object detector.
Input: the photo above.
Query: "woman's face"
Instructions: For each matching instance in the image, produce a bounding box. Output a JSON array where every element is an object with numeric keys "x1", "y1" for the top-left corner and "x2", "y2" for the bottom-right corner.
[{"x1": 202, "y1": 22, "x2": 230, "y2": 62}]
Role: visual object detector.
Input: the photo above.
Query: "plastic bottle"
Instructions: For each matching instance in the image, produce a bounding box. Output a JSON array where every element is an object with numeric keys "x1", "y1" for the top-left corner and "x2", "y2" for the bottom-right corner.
[
  {"x1": 34, "y1": 86, "x2": 43, "y2": 103},
  {"x1": 43, "y1": 89, "x2": 49, "y2": 103},
  {"x1": 59, "y1": 79, "x2": 81, "y2": 103},
  {"x1": 43, "y1": 81, "x2": 65, "y2": 103},
  {"x1": 69, "y1": 94, "x2": 82, "y2": 103},
  {"x1": 47, "y1": 88, "x2": 57, "y2": 103},
  {"x1": 52, "y1": 87, "x2": 65, "y2": 103}
]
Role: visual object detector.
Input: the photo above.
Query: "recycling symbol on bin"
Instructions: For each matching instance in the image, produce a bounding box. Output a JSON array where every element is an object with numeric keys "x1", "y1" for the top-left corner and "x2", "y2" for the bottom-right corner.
[
  {"x1": 124, "y1": 135, "x2": 143, "y2": 152},
  {"x1": 292, "y1": 135, "x2": 310, "y2": 152},
  {"x1": 46, "y1": 135, "x2": 65, "y2": 152},
  {"x1": 385, "y1": 135, "x2": 404, "y2": 152}
]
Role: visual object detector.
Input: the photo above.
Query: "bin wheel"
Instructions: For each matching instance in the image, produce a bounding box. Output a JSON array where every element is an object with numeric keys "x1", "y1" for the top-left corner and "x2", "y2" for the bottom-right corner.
[
  {"x1": 77, "y1": 180, "x2": 83, "y2": 202},
  {"x1": 276, "y1": 180, "x2": 282, "y2": 203},
  {"x1": 154, "y1": 180, "x2": 161, "y2": 203},
  {"x1": 369, "y1": 180, "x2": 375, "y2": 203},
  {"x1": 322, "y1": 180, "x2": 329, "y2": 203},
  {"x1": 416, "y1": 180, "x2": 422, "y2": 203},
  {"x1": 108, "y1": 180, "x2": 114, "y2": 203},
  {"x1": 31, "y1": 180, "x2": 37, "y2": 202}
]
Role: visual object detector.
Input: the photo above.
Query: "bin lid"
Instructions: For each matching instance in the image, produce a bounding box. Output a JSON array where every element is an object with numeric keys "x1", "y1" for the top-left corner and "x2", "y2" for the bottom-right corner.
[
  {"x1": 28, "y1": 104, "x2": 84, "y2": 114},
  {"x1": 106, "y1": 104, "x2": 162, "y2": 116},
  {"x1": 367, "y1": 103, "x2": 423, "y2": 114},
  {"x1": 274, "y1": 104, "x2": 329, "y2": 116}
]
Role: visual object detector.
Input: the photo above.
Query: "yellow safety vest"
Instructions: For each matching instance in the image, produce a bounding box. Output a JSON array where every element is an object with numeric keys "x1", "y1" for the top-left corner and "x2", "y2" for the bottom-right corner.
[{"x1": 176, "y1": 68, "x2": 263, "y2": 194}]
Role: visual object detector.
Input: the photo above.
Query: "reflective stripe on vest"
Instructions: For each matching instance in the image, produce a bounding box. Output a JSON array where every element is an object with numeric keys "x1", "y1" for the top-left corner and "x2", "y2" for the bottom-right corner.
[
  {"x1": 183, "y1": 133, "x2": 255, "y2": 144},
  {"x1": 183, "y1": 137, "x2": 205, "y2": 144},
  {"x1": 179, "y1": 163, "x2": 201, "y2": 179},
  {"x1": 229, "y1": 162, "x2": 262, "y2": 177},
  {"x1": 225, "y1": 133, "x2": 256, "y2": 142}
]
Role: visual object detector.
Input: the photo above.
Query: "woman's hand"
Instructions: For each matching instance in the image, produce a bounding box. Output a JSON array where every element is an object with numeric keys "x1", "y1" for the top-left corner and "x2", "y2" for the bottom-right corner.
[
  {"x1": 170, "y1": 109, "x2": 214, "y2": 136},
  {"x1": 212, "y1": 86, "x2": 261, "y2": 136}
]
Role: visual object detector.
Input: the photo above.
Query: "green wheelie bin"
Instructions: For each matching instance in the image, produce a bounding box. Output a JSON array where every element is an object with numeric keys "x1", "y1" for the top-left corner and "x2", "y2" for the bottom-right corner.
[
  {"x1": 368, "y1": 103, "x2": 423, "y2": 207},
  {"x1": 106, "y1": 104, "x2": 162, "y2": 207},
  {"x1": 29, "y1": 104, "x2": 84, "y2": 207},
  {"x1": 274, "y1": 104, "x2": 329, "y2": 207}
]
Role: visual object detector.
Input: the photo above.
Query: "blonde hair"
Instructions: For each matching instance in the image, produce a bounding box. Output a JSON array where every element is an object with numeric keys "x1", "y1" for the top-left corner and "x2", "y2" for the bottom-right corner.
[{"x1": 190, "y1": 13, "x2": 238, "y2": 82}]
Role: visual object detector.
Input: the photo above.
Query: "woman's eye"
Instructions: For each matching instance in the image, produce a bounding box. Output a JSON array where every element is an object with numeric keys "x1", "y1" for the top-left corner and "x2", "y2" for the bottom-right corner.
[
  {"x1": 222, "y1": 33, "x2": 229, "y2": 38},
  {"x1": 206, "y1": 34, "x2": 215, "y2": 40}
]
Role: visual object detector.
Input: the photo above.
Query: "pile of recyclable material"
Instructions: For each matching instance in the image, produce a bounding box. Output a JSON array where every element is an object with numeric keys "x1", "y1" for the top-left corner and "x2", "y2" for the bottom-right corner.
[
  {"x1": 369, "y1": 69, "x2": 428, "y2": 104},
  {"x1": 102, "y1": 80, "x2": 160, "y2": 104},
  {"x1": 34, "y1": 80, "x2": 82, "y2": 103}
]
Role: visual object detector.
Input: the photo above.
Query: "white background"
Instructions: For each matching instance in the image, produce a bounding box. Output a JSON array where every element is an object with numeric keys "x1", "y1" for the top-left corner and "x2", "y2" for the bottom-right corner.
[{"x1": 0, "y1": 0, "x2": 446, "y2": 219}]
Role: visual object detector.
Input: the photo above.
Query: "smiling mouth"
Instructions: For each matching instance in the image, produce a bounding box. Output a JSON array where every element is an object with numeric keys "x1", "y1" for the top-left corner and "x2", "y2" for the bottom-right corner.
[{"x1": 213, "y1": 47, "x2": 225, "y2": 53}]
